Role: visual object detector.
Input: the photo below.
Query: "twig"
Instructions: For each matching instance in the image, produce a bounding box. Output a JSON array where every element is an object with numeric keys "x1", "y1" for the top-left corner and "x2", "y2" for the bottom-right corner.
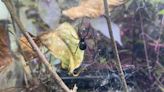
[
  {"x1": 139, "y1": 8, "x2": 151, "y2": 74},
  {"x1": 151, "y1": 73, "x2": 164, "y2": 92},
  {"x1": 9, "y1": 0, "x2": 35, "y2": 87},
  {"x1": 2, "y1": 0, "x2": 71, "y2": 92},
  {"x1": 155, "y1": 15, "x2": 164, "y2": 68},
  {"x1": 103, "y1": 0, "x2": 128, "y2": 92}
]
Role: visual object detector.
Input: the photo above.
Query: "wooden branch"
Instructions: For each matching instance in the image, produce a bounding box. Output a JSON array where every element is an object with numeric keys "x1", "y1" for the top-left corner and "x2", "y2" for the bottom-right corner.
[
  {"x1": 103, "y1": 0, "x2": 128, "y2": 92},
  {"x1": 2, "y1": 0, "x2": 71, "y2": 92},
  {"x1": 139, "y1": 9, "x2": 151, "y2": 74}
]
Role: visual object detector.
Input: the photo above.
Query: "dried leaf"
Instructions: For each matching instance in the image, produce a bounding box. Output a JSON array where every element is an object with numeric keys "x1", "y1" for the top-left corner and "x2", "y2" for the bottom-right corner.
[
  {"x1": 0, "y1": 25, "x2": 12, "y2": 67},
  {"x1": 90, "y1": 17, "x2": 123, "y2": 45},
  {"x1": 38, "y1": 0, "x2": 61, "y2": 29},
  {"x1": 19, "y1": 36, "x2": 36, "y2": 60},
  {"x1": 38, "y1": 22, "x2": 84, "y2": 75},
  {"x1": 0, "y1": 54, "x2": 24, "y2": 91},
  {"x1": 19, "y1": 23, "x2": 84, "y2": 75},
  {"x1": 62, "y1": 0, "x2": 127, "y2": 20}
]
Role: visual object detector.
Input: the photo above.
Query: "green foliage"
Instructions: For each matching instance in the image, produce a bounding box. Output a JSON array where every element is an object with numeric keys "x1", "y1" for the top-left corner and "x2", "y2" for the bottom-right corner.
[
  {"x1": 158, "y1": 9, "x2": 164, "y2": 15},
  {"x1": 147, "y1": 0, "x2": 164, "y2": 4}
]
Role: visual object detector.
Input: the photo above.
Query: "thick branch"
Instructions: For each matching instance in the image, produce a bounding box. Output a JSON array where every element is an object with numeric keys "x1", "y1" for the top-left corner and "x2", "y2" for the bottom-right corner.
[
  {"x1": 2, "y1": 0, "x2": 71, "y2": 92},
  {"x1": 103, "y1": 0, "x2": 128, "y2": 92}
]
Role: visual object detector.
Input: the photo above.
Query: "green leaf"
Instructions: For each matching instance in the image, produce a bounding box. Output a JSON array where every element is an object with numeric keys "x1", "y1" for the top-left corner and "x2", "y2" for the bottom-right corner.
[
  {"x1": 147, "y1": 0, "x2": 164, "y2": 4},
  {"x1": 158, "y1": 9, "x2": 164, "y2": 15}
]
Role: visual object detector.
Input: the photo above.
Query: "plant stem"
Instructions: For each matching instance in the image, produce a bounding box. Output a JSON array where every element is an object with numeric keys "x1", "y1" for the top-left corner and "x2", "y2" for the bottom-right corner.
[
  {"x1": 139, "y1": 10, "x2": 151, "y2": 74},
  {"x1": 2, "y1": 0, "x2": 71, "y2": 92},
  {"x1": 103, "y1": 0, "x2": 128, "y2": 92}
]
